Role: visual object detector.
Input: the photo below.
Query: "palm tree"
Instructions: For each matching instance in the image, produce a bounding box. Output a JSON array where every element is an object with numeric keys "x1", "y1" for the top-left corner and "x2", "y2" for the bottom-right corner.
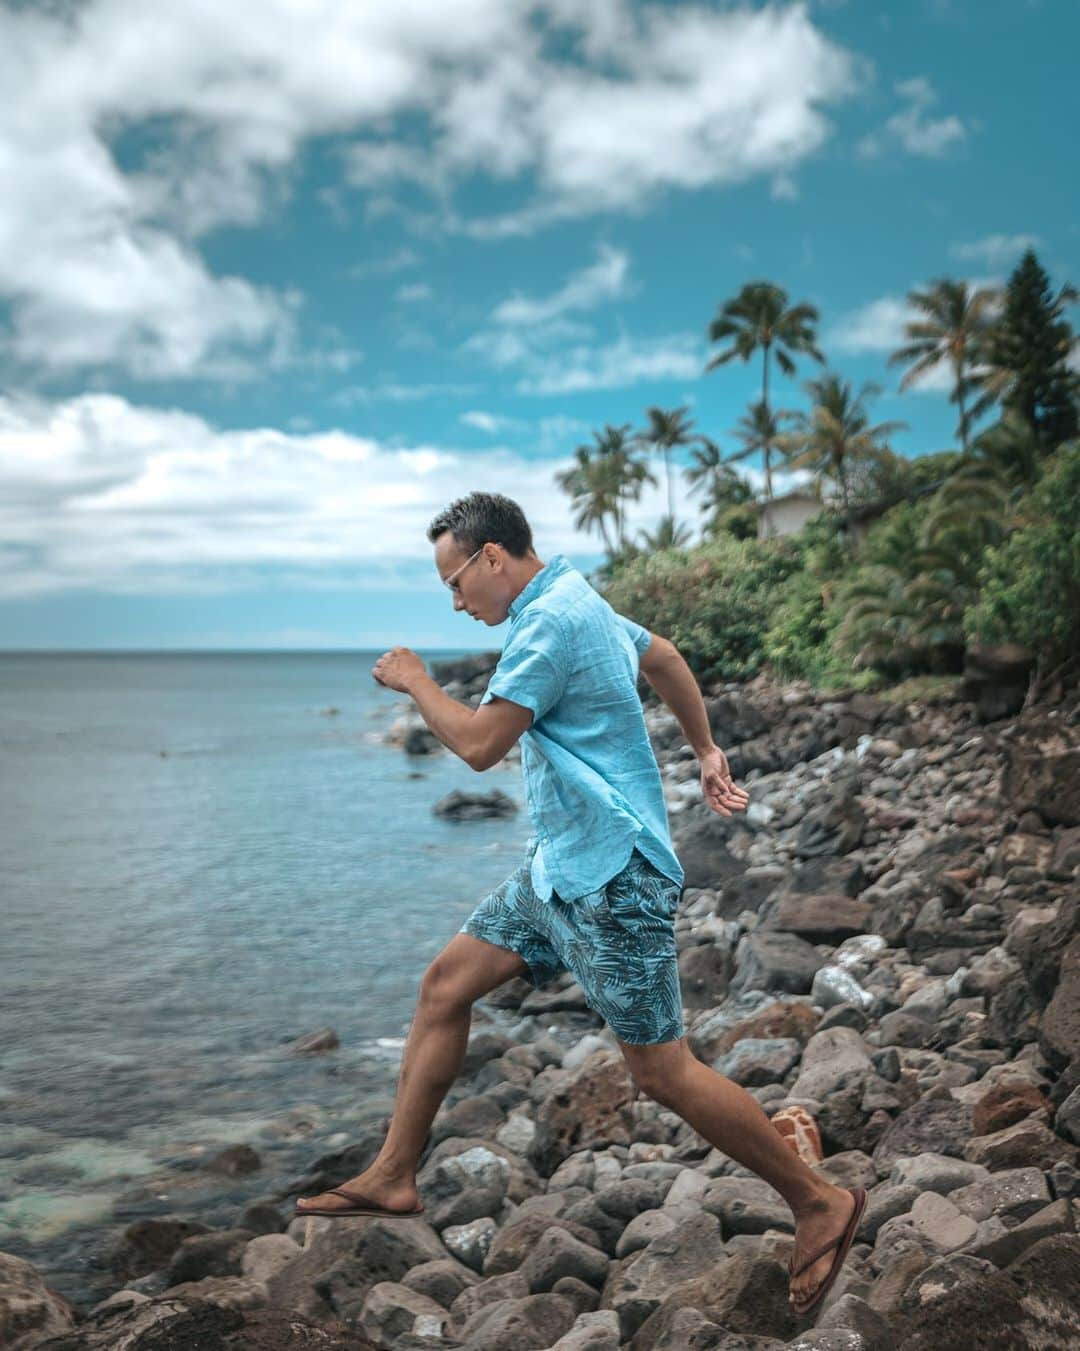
[
  {"x1": 725, "y1": 400, "x2": 800, "y2": 507},
  {"x1": 635, "y1": 513, "x2": 694, "y2": 552},
  {"x1": 637, "y1": 406, "x2": 699, "y2": 521},
  {"x1": 776, "y1": 374, "x2": 907, "y2": 518},
  {"x1": 705, "y1": 280, "x2": 825, "y2": 498},
  {"x1": 558, "y1": 424, "x2": 657, "y2": 560},
  {"x1": 553, "y1": 444, "x2": 621, "y2": 558},
  {"x1": 888, "y1": 278, "x2": 1000, "y2": 452},
  {"x1": 684, "y1": 437, "x2": 755, "y2": 537}
]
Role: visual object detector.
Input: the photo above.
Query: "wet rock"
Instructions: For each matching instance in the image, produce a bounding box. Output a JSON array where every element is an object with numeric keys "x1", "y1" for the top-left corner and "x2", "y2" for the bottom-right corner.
[
  {"x1": 432, "y1": 788, "x2": 518, "y2": 820},
  {"x1": 0, "y1": 1252, "x2": 78, "y2": 1349},
  {"x1": 962, "y1": 1118, "x2": 1078, "y2": 1171},
  {"x1": 712, "y1": 1037, "x2": 802, "y2": 1087},
  {"x1": 872, "y1": 1097, "x2": 976, "y2": 1172},
  {"x1": 530, "y1": 1050, "x2": 636, "y2": 1178},
  {"x1": 602, "y1": 1211, "x2": 727, "y2": 1340},
  {"x1": 795, "y1": 793, "x2": 867, "y2": 858},
  {"x1": 519, "y1": 1227, "x2": 610, "y2": 1293},
  {"x1": 399, "y1": 1256, "x2": 479, "y2": 1307},
  {"x1": 762, "y1": 893, "x2": 871, "y2": 944},
  {"x1": 701, "y1": 1177, "x2": 792, "y2": 1235},
  {"x1": 789, "y1": 1027, "x2": 874, "y2": 1101},
  {"x1": 418, "y1": 1144, "x2": 512, "y2": 1229},
  {"x1": 891, "y1": 1234, "x2": 1080, "y2": 1349},
  {"x1": 729, "y1": 931, "x2": 826, "y2": 997},
  {"x1": 456, "y1": 1291, "x2": 578, "y2": 1349},
  {"x1": 1001, "y1": 720, "x2": 1080, "y2": 827},
  {"x1": 947, "y1": 1167, "x2": 1051, "y2": 1224},
  {"x1": 167, "y1": 1228, "x2": 255, "y2": 1285},
  {"x1": 359, "y1": 1281, "x2": 448, "y2": 1348},
  {"x1": 1039, "y1": 935, "x2": 1080, "y2": 1071}
]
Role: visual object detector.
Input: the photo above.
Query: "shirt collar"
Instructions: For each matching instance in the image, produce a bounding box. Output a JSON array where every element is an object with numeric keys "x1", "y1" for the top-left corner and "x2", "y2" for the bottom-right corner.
[{"x1": 507, "y1": 553, "x2": 572, "y2": 620}]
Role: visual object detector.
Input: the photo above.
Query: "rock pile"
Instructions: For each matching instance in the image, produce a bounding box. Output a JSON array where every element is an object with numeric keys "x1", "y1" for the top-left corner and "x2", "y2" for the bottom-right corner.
[{"x1": 4, "y1": 672, "x2": 1079, "y2": 1350}]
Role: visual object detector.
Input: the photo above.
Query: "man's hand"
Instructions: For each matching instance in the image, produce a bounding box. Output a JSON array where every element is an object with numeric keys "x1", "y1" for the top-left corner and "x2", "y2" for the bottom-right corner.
[
  {"x1": 700, "y1": 746, "x2": 751, "y2": 818},
  {"x1": 372, "y1": 646, "x2": 427, "y2": 693}
]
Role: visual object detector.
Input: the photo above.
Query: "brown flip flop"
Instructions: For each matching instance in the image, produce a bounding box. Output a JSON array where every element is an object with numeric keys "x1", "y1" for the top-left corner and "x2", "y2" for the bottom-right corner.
[
  {"x1": 788, "y1": 1185, "x2": 867, "y2": 1317},
  {"x1": 294, "y1": 1186, "x2": 425, "y2": 1219}
]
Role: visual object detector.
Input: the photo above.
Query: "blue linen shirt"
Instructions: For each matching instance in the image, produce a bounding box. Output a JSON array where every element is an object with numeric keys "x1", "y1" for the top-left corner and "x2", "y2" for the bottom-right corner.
[{"x1": 478, "y1": 553, "x2": 685, "y2": 903}]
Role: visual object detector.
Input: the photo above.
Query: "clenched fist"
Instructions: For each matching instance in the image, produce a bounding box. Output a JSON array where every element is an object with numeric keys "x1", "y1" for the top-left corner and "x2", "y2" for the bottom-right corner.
[{"x1": 372, "y1": 646, "x2": 426, "y2": 693}]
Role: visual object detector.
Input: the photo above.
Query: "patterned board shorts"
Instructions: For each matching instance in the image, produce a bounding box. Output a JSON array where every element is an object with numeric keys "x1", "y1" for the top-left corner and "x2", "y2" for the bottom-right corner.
[{"x1": 459, "y1": 842, "x2": 685, "y2": 1046}]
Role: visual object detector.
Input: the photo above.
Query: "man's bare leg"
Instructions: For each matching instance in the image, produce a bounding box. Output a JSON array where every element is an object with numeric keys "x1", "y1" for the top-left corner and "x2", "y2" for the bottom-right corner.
[
  {"x1": 296, "y1": 934, "x2": 529, "y2": 1214},
  {"x1": 618, "y1": 1035, "x2": 856, "y2": 1310}
]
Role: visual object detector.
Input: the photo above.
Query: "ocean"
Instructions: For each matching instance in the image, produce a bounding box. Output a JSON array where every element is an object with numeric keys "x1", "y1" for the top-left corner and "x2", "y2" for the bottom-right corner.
[{"x1": 0, "y1": 650, "x2": 534, "y2": 1309}]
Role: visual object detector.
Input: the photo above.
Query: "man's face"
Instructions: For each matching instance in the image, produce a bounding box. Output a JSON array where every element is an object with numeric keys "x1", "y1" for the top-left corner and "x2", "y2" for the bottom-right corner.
[{"x1": 434, "y1": 535, "x2": 505, "y2": 625}]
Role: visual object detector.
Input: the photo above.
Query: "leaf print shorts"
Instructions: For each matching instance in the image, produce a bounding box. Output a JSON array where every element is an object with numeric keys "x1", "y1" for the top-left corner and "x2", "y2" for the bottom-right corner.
[{"x1": 459, "y1": 842, "x2": 685, "y2": 1045}]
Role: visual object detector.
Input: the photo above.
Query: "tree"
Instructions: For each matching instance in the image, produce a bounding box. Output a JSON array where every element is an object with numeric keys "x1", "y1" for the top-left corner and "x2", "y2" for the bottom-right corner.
[
  {"x1": 776, "y1": 374, "x2": 906, "y2": 519},
  {"x1": 634, "y1": 513, "x2": 695, "y2": 552},
  {"x1": 726, "y1": 400, "x2": 800, "y2": 507},
  {"x1": 684, "y1": 437, "x2": 756, "y2": 538},
  {"x1": 556, "y1": 424, "x2": 657, "y2": 560},
  {"x1": 888, "y1": 278, "x2": 1000, "y2": 452},
  {"x1": 637, "y1": 406, "x2": 699, "y2": 522},
  {"x1": 971, "y1": 249, "x2": 1079, "y2": 450},
  {"x1": 705, "y1": 281, "x2": 824, "y2": 498}
]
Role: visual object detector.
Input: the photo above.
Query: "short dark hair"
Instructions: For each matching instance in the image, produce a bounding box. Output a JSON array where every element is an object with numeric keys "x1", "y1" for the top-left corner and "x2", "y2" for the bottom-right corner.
[{"x1": 426, "y1": 491, "x2": 534, "y2": 559}]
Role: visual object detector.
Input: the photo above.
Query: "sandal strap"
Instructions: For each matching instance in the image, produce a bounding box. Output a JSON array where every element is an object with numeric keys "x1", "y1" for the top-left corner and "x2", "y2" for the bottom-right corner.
[
  {"x1": 328, "y1": 1186, "x2": 376, "y2": 1204},
  {"x1": 789, "y1": 1230, "x2": 843, "y2": 1278}
]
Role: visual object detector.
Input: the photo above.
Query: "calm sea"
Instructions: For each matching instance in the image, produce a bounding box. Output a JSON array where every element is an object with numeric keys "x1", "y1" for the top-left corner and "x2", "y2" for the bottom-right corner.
[{"x1": 0, "y1": 651, "x2": 534, "y2": 1309}]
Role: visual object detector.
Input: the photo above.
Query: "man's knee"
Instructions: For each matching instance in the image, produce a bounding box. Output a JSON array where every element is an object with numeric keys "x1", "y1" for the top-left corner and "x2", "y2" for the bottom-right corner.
[
  {"x1": 619, "y1": 1036, "x2": 693, "y2": 1103},
  {"x1": 418, "y1": 958, "x2": 474, "y2": 1014}
]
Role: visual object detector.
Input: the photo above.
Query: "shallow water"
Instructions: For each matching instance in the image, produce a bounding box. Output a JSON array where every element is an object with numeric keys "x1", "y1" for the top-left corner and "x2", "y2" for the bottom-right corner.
[{"x1": 0, "y1": 651, "x2": 533, "y2": 1308}]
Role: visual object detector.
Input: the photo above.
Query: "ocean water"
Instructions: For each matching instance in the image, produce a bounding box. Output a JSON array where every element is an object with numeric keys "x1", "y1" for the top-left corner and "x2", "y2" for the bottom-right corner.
[{"x1": 0, "y1": 651, "x2": 535, "y2": 1309}]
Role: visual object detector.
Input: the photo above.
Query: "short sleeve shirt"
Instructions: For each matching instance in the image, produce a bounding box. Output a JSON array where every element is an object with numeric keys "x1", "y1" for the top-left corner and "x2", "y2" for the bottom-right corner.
[{"x1": 479, "y1": 553, "x2": 684, "y2": 903}]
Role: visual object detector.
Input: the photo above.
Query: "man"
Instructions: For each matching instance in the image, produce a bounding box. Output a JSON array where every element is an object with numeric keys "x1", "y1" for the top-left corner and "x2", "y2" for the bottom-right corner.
[{"x1": 297, "y1": 492, "x2": 865, "y2": 1316}]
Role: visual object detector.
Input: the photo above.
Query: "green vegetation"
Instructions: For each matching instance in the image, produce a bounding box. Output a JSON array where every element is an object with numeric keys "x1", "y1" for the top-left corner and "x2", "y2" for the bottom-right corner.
[{"x1": 554, "y1": 247, "x2": 1080, "y2": 698}]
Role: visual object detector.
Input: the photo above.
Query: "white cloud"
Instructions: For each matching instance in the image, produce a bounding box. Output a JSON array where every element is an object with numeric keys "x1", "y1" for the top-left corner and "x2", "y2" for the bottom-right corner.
[
  {"x1": 346, "y1": 248, "x2": 421, "y2": 279},
  {"x1": 0, "y1": 1, "x2": 863, "y2": 379},
  {"x1": 517, "y1": 334, "x2": 705, "y2": 395},
  {"x1": 460, "y1": 410, "x2": 516, "y2": 434},
  {"x1": 950, "y1": 233, "x2": 1041, "y2": 267},
  {"x1": 492, "y1": 245, "x2": 631, "y2": 326},
  {"x1": 857, "y1": 76, "x2": 966, "y2": 160},
  {"x1": 395, "y1": 282, "x2": 433, "y2": 303},
  {"x1": 828, "y1": 296, "x2": 912, "y2": 353},
  {"x1": 463, "y1": 244, "x2": 697, "y2": 394},
  {"x1": 331, "y1": 381, "x2": 477, "y2": 406},
  {"x1": 0, "y1": 389, "x2": 715, "y2": 597}
]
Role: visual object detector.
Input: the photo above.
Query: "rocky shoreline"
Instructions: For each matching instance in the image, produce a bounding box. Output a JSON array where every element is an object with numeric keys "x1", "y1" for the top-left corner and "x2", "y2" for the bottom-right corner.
[{"x1": 4, "y1": 660, "x2": 1080, "y2": 1350}]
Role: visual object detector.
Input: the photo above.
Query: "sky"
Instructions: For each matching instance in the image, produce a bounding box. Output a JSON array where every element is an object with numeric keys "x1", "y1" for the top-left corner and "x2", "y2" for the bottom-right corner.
[{"x1": 1, "y1": 0, "x2": 1077, "y2": 651}]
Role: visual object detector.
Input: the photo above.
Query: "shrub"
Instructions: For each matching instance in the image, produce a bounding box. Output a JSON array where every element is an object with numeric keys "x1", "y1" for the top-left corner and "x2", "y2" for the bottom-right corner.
[
  {"x1": 601, "y1": 535, "x2": 802, "y2": 683},
  {"x1": 964, "y1": 441, "x2": 1080, "y2": 678}
]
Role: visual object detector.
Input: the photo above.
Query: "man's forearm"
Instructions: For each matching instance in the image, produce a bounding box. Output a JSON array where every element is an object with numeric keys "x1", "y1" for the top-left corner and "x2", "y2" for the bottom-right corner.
[
  {"x1": 645, "y1": 651, "x2": 717, "y2": 758},
  {"x1": 404, "y1": 673, "x2": 479, "y2": 766}
]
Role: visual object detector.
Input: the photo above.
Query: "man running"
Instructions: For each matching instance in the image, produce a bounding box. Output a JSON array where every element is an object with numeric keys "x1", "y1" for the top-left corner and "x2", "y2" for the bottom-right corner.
[{"x1": 296, "y1": 491, "x2": 864, "y2": 1316}]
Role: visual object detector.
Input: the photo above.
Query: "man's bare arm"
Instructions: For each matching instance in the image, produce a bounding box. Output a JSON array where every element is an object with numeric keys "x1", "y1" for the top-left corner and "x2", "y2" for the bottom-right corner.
[
  {"x1": 638, "y1": 634, "x2": 750, "y2": 818},
  {"x1": 638, "y1": 635, "x2": 716, "y2": 757},
  {"x1": 403, "y1": 674, "x2": 532, "y2": 771}
]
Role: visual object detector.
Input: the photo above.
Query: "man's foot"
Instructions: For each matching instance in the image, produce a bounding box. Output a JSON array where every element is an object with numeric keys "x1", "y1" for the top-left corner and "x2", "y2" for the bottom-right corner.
[
  {"x1": 295, "y1": 1170, "x2": 420, "y2": 1216},
  {"x1": 787, "y1": 1186, "x2": 857, "y2": 1311}
]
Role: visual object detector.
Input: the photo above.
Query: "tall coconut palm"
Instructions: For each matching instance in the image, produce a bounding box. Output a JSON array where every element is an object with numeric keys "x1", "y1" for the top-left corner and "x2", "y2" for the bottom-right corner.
[
  {"x1": 887, "y1": 278, "x2": 1000, "y2": 453},
  {"x1": 591, "y1": 422, "x2": 656, "y2": 551},
  {"x1": 559, "y1": 424, "x2": 657, "y2": 559},
  {"x1": 705, "y1": 281, "x2": 825, "y2": 498},
  {"x1": 637, "y1": 406, "x2": 699, "y2": 521},
  {"x1": 725, "y1": 400, "x2": 800, "y2": 506},
  {"x1": 776, "y1": 374, "x2": 907, "y2": 518},
  {"x1": 553, "y1": 444, "x2": 621, "y2": 558}
]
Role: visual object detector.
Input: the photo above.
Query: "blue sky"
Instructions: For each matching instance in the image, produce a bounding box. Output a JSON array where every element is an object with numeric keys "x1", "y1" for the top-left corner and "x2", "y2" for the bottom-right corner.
[{"x1": 1, "y1": 0, "x2": 1077, "y2": 650}]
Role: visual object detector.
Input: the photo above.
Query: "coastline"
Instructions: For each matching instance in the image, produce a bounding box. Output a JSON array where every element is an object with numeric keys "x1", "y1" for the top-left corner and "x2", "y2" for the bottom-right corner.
[{"x1": 6, "y1": 665, "x2": 1080, "y2": 1349}]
